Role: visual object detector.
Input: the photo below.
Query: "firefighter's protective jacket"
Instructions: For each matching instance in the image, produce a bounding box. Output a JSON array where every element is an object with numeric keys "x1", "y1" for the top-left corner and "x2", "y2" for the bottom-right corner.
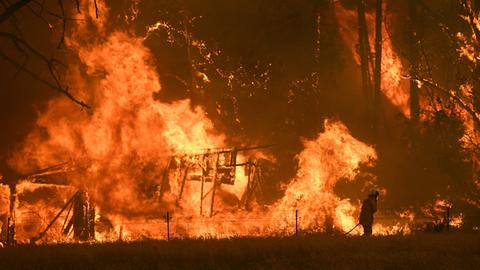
[{"x1": 359, "y1": 198, "x2": 377, "y2": 225}]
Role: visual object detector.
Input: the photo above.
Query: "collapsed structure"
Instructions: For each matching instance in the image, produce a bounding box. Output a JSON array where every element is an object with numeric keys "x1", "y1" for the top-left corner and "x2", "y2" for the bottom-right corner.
[
  {"x1": 0, "y1": 163, "x2": 95, "y2": 244},
  {"x1": 158, "y1": 145, "x2": 273, "y2": 216},
  {"x1": 0, "y1": 145, "x2": 273, "y2": 244}
]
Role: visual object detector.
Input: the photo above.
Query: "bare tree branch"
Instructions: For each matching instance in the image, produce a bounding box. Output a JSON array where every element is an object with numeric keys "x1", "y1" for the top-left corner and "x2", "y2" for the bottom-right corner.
[
  {"x1": 0, "y1": 31, "x2": 90, "y2": 108},
  {"x1": 461, "y1": 0, "x2": 480, "y2": 43},
  {"x1": 25, "y1": 3, "x2": 54, "y2": 28},
  {"x1": 0, "y1": 51, "x2": 90, "y2": 108},
  {"x1": 56, "y1": 0, "x2": 66, "y2": 48},
  {"x1": 29, "y1": 0, "x2": 85, "y2": 21},
  {"x1": 418, "y1": 77, "x2": 480, "y2": 128},
  {"x1": 0, "y1": 0, "x2": 32, "y2": 24},
  {"x1": 0, "y1": 0, "x2": 98, "y2": 108},
  {"x1": 93, "y1": 0, "x2": 98, "y2": 18}
]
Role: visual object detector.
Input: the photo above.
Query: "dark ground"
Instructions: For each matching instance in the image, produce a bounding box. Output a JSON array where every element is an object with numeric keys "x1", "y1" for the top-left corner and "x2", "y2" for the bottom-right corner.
[{"x1": 0, "y1": 233, "x2": 479, "y2": 269}]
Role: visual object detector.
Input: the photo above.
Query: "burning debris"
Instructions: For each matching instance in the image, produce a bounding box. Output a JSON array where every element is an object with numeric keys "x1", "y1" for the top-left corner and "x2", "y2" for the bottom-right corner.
[
  {"x1": 0, "y1": 162, "x2": 94, "y2": 244},
  {"x1": 0, "y1": 118, "x2": 381, "y2": 243},
  {"x1": 157, "y1": 145, "x2": 274, "y2": 216},
  {"x1": 1, "y1": 0, "x2": 480, "y2": 246}
]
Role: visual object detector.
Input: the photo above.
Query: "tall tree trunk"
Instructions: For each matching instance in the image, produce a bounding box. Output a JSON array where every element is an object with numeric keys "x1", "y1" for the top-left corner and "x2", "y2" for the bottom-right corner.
[
  {"x1": 316, "y1": 0, "x2": 338, "y2": 81},
  {"x1": 357, "y1": 0, "x2": 374, "y2": 128},
  {"x1": 374, "y1": 0, "x2": 383, "y2": 133},
  {"x1": 409, "y1": 0, "x2": 420, "y2": 123},
  {"x1": 471, "y1": 0, "x2": 480, "y2": 184},
  {"x1": 315, "y1": 0, "x2": 339, "y2": 126},
  {"x1": 472, "y1": 1, "x2": 480, "y2": 121}
]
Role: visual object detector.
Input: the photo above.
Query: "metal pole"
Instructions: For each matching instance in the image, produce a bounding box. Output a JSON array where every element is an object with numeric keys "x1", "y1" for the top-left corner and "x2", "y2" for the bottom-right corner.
[
  {"x1": 166, "y1": 212, "x2": 170, "y2": 241},
  {"x1": 295, "y1": 209, "x2": 298, "y2": 237}
]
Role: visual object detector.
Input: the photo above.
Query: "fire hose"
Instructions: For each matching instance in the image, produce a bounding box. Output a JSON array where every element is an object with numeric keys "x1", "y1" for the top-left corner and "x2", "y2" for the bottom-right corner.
[{"x1": 344, "y1": 223, "x2": 361, "y2": 236}]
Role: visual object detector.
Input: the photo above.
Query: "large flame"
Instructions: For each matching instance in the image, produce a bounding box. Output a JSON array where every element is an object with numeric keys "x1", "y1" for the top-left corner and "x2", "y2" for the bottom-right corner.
[
  {"x1": 11, "y1": 31, "x2": 225, "y2": 218},
  {"x1": 4, "y1": 1, "x2": 436, "y2": 242},
  {"x1": 269, "y1": 120, "x2": 376, "y2": 234},
  {"x1": 335, "y1": 3, "x2": 410, "y2": 116},
  {"x1": 7, "y1": 2, "x2": 227, "y2": 240}
]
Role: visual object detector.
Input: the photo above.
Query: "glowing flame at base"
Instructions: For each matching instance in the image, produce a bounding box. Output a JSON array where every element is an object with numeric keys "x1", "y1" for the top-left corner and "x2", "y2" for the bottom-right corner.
[
  {"x1": 268, "y1": 120, "x2": 377, "y2": 234},
  {"x1": 5, "y1": 2, "x2": 388, "y2": 241}
]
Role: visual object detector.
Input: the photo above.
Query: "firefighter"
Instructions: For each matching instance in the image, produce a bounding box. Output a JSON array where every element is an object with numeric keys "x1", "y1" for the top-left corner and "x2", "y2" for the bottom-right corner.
[{"x1": 359, "y1": 190, "x2": 379, "y2": 236}]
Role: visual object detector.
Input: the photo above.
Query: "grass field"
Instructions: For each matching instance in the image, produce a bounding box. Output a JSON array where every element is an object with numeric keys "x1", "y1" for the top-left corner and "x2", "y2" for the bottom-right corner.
[{"x1": 0, "y1": 233, "x2": 479, "y2": 270}]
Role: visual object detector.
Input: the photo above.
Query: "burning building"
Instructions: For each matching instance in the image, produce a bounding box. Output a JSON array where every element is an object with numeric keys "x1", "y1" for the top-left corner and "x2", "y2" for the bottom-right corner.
[{"x1": 0, "y1": 0, "x2": 479, "y2": 244}]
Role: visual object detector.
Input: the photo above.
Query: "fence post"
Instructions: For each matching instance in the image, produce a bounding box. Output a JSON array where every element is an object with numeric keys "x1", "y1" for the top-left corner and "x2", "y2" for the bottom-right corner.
[
  {"x1": 295, "y1": 209, "x2": 298, "y2": 237},
  {"x1": 446, "y1": 207, "x2": 450, "y2": 231},
  {"x1": 166, "y1": 211, "x2": 170, "y2": 241}
]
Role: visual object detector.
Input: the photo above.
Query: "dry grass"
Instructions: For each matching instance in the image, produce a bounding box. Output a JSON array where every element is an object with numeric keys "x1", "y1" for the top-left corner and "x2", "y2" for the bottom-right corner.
[{"x1": 0, "y1": 233, "x2": 479, "y2": 270}]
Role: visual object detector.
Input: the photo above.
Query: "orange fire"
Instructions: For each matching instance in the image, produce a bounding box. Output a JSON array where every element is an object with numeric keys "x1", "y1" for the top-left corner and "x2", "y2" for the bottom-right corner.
[
  {"x1": 335, "y1": 3, "x2": 410, "y2": 117},
  {"x1": 268, "y1": 120, "x2": 377, "y2": 234},
  {"x1": 1, "y1": 1, "x2": 451, "y2": 243}
]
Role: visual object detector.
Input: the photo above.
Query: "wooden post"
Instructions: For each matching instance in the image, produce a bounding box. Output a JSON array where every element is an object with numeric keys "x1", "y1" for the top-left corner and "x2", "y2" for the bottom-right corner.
[
  {"x1": 295, "y1": 209, "x2": 298, "y2": 237},
  {"x1": 73, "y1": 190, "x2": 89, "y2": 241},
  {"x1": 119, "y1": 226, "x2": 123, "y2": 241},
  {"x1": 88, "y1": 204, "x2": 95, "y2": 240},
  {"x1": 245, "y1": 161, "x2": 252, "y2": 208},
  {"x1": 240, "y1": 161, "x2": 253, "y2": 209},
  {"x1": 200, "y1": 174, "x2": 205, "y2": 215},
  {"x1": 6, "y1": 217, "x2": 10, "y2": 246},
  {"x1": 177, "y1": 165, "x2": 190, "y2": 204},
  {"x1": 200, "y1": 150, "x2": 211, "y2": 215},
  {"x1": 210, "y1": 181, "x2": 217, "y2": 217},
  {"x1": 7, "y1": 183, "x2": 16, "y2": 245},
  {"x1": 446, "y1": 207, "x2": 450, "y2": 231},
  {"x1": 210, "y1": 153, "x2": 220, "y2": 217},
  {"x1": 31, "y1": 191, "x2": 80, "y2": 244},
  {"x1": 166, "y1": 212, "x2": 170, "y2": 241},
  {"x1": 158, "y1": 158, "x2": 172, "y2": 203}
]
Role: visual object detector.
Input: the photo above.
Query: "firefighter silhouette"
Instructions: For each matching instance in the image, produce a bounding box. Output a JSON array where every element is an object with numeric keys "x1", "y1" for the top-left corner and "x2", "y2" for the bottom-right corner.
[{"x1": 359, "y1": 190, "x2": 379, "y2": 236}]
